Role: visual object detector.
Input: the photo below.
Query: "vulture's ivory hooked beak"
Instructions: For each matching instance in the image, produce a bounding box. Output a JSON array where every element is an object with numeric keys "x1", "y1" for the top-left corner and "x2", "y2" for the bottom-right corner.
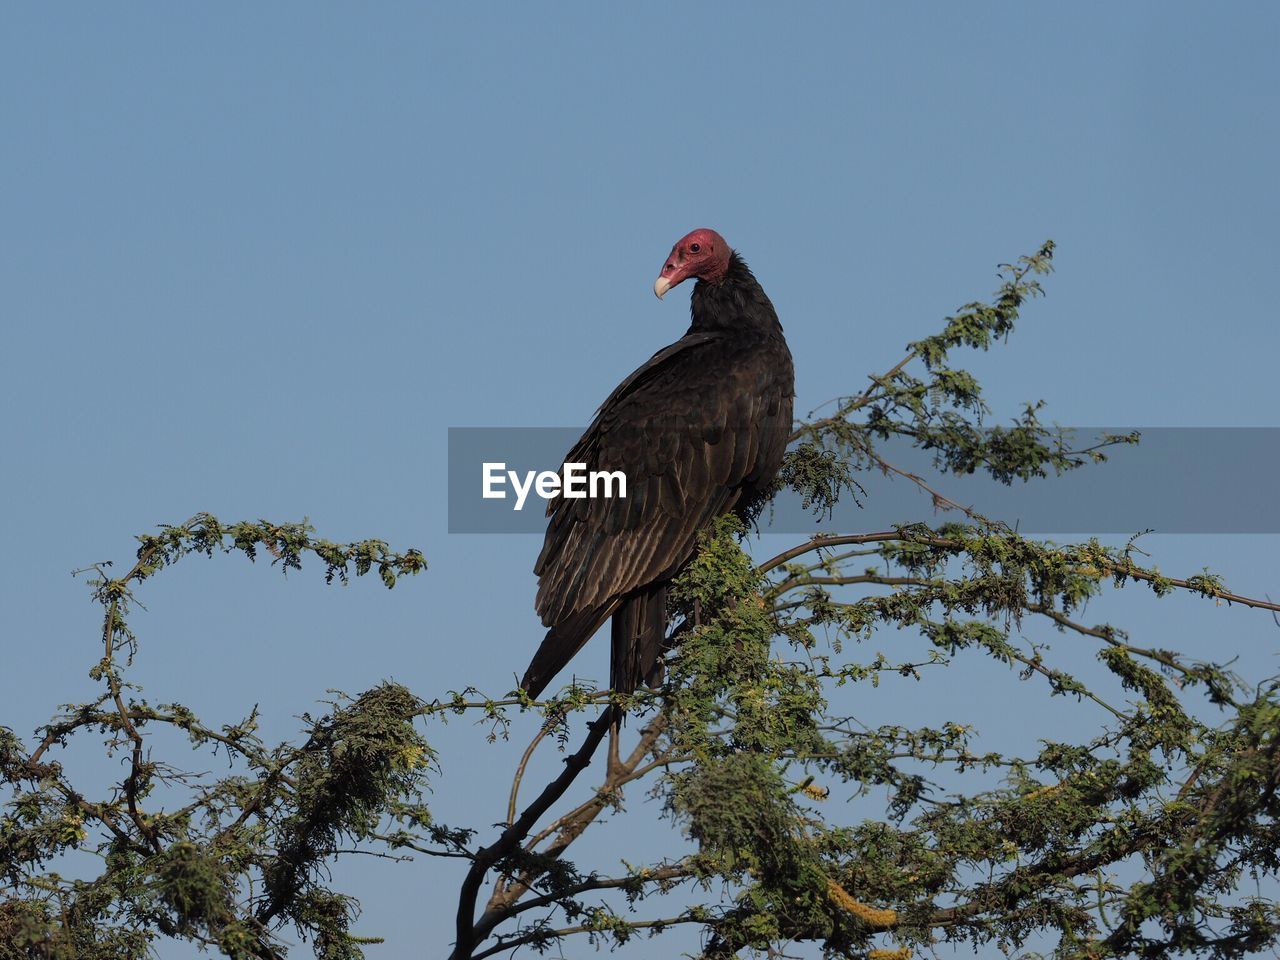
[{"x1": 654, "y1": 276, "x2": 672, "y2": 299}]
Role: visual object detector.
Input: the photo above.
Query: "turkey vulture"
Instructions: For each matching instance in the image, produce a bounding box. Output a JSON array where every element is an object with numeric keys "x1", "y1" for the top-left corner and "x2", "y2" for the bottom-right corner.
[{"x1": 520, "y1": 228, "x2": 794, "y2": 698}]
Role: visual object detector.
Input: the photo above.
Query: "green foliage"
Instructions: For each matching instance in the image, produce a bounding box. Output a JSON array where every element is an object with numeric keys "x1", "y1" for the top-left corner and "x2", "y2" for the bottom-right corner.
[
  {"x1": 669, "y1": 753, "x2": 806, "y2": 881},
  {"x1": 1, "y1": 517, "x2": 435, "y2": 959},
  {"x1": 157, "y1": 841, "x2": 235, "y2": 932},
  {"x1": 775, "y1": 442, "x2": 863, "y2": 520},
  {"x1": 794, "y1": 242, "x2": 1139, "y2": 490},
  {"x1": 5, "y1": 243, "x2": 1279, "y2": 960},
  {"x1": 259, "y1": 684, "x2": 429, "y2": 938}
]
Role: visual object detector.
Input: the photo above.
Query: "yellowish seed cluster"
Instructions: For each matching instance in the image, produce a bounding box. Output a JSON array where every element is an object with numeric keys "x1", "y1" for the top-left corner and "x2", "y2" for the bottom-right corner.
[
  {"x1": 1024, "y1": 782, "x2": 1062, "y2": 801},
  {"x1": 825, "y1": 878, "x2": 897, "y2": 928}
]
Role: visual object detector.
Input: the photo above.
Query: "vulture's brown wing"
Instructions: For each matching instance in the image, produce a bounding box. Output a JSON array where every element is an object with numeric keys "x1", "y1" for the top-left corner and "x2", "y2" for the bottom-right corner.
[{"x1": 522, "y1": 330, "x2": 791, "y2": 694}]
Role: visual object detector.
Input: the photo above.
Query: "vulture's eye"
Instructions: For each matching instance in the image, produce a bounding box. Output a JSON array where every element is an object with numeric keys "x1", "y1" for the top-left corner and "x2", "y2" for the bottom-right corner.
[{"x1": 690, "y1": 243, "x2": 701, "y2": 253}]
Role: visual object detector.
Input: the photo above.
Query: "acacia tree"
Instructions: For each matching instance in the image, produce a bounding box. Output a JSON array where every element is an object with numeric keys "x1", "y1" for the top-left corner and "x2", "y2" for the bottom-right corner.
[{"x1": 3, "y1": 243, "x2": 1278, "y2": 960}]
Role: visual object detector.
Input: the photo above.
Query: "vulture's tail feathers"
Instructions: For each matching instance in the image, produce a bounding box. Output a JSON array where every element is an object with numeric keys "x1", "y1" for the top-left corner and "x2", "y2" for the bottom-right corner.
[
  {"x1": 610, "y1": 584, "x2": 669, "y2": 694},
  {"x1": 521, "y1": 587, "x2": 669, "y2": 700},
  {"x1": 521, "y1": 607, "x2": 606, "y2": 699}
]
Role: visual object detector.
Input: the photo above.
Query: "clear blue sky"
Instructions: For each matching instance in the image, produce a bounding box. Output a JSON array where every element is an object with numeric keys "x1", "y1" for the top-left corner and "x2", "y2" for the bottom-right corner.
[{"x1": 2, "y1": 4, "x2": 1278, "y2": 957}]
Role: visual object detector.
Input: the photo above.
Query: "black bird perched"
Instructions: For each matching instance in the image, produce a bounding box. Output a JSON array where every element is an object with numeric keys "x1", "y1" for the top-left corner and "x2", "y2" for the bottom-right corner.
[{"x1": 521, "y1": 228, "x2": 794, "y2": 698}]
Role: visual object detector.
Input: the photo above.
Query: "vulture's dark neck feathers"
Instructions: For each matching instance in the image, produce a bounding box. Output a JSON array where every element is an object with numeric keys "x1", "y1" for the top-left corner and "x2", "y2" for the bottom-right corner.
[{"x1": 689, "y1": 251, "x2": 782, "y2": 337}]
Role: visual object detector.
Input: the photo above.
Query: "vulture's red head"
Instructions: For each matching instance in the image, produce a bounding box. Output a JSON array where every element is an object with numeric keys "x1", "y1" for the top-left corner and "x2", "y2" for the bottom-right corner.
[{"x1": 654, "y1": 228, "x2": 732, "y2": 299}]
